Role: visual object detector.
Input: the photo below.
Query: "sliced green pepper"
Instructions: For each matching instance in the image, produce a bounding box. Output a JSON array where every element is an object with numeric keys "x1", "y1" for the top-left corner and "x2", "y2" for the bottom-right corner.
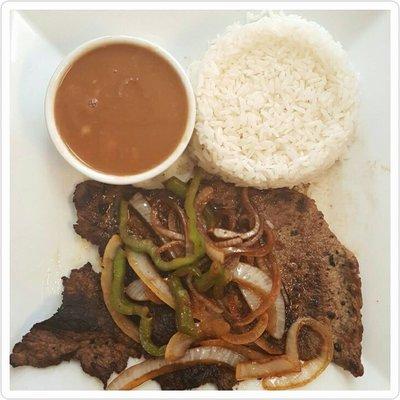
[
  {"x1": 163, "y1": 174, "x2": 215, "y2": 229},
  {"x1": 184, "y1": 168, "x2": 205, "y2": 255},
  {"x1": 163, "y1": 176, "x2": 187, "y2": 199},
  {"x1": 193, "y1": 261, "x2": 223, "y2": 292},
  {"x1": 167, "y1": 275, "x2": 198, "y2": 337},
  {"x1": 212, "y1": 268, "x2": 232, "y2": 299},
  {"x1": 120, "y1": 169, "x2": 205, "y2": 271},
  {"x1": 111, "y1": 248, "x2": 148, "y2": 317},
  {"x1": 172, "y1": 263, "x2": 202, "y2": 278},
  {"x1": 139, "y1": 316, "x2": 166, "y2": 357}
]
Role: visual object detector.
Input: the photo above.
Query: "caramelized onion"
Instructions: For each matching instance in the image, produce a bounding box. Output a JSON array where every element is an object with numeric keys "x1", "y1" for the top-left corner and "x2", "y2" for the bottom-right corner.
[
  {"x1": 195, "y1": 186, "x2": 227, "y2": 262},
  {"x1": 101, "y1": 235, "x2": 139, "y2": 342},
  {"x1": 240, "y1": 187, "x2": 261, "y2": 239},
  {"x1": 214, "y1": 236, "x2": 243, "y2": 248},
  {"x1": 125, "y1": 280, "x2": 151, "y2": 302},
  {"x1": 129, "y1": 193, "x2": 152, "y2": 223},
  {"x1": 212, "y1": 228, "x2": 242, "y2": 239},
  {"x1": 165, "y1": 332, "x2": 195, "y2": 361},
  {"x1": 236, "y1": 355, "x2": 301, "y2": 381},
  {"x1": 262, "y1": 317, "x2": 333, "y2": 390},
  {"x1": 164, "y1": 196, "x2": 192, "y2": 255},
  {"x1": 198, "y1": 318, "x2": 231, "y2": 337},
  {"x1": 187, "y1": 276, "x2": 223, "y2": 314},
  {"x1": 224, "y1": 226, "x2": 275, "y2": 257},
  {"x1": 241, "y1": 287, "x2": 285, "y2": 339},
  {"x1": 232, "y1": 261, "x2": 280, "y2": 326},
  {"x1": 199, "y1": 339, "x2": 265, "y2": 360},
  {"x1": 126, "y1": 250, "x2": 175, "y2": 308},
  {"x1": 151, "y1": 199, "x2": 184, "y2": 241},
  {"x1": 268, "y1": 294, "x2": 285, "y2": 339},
  {"x1": 205, "y1": 241, "x2": 226, "y2": 263},
  {"x1": 107, "y1": 346, "x2": 245, "y2": 390},
  {"x1": 125, "y1": 280, "x2": 163, "y2": 304},
  {"x1": 222, "y1": 313, "x2": 269, "y2": 345},
  {"x1": 156, "y1": 240, "x2": 185, "y2": 255},
  {"x1": 254, "y1": 338, "x2": 284, "y2": 355}
]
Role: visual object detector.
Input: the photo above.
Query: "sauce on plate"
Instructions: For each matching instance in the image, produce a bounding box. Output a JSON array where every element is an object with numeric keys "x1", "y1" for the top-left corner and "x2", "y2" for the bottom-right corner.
[{"x1": 54, "y1": 43, "x2": 188, "y2": 175}]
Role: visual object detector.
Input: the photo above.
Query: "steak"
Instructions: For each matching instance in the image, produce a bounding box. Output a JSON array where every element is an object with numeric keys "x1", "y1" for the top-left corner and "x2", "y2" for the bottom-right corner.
[
  {"x1": 72, "y1": 178, "x2": 363, "y2": 379},
  {"x1": 10, "y1": 263, "x2": 142, "y2": 387},
  {"x1": 73, "y1": 181, "x2": 134, "y2": 255},
  {"x1": 155, "y1": 364, "x2": 236, "y2": 390},
  {"x1": 203, "y1": 179, "x2": 363, "y2": 376},
  {"x1": 251, "y1": 187, "x2": 363, "y2": 376}
]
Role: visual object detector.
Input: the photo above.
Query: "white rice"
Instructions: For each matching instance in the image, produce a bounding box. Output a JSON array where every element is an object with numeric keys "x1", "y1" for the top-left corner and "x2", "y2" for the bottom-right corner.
[{"x1": 190, "y1": 14, "x2": 358, "y2": 188}]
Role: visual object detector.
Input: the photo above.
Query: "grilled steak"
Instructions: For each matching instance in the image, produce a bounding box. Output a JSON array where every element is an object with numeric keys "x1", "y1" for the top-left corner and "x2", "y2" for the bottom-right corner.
[
  {"x1": 251, "y1": 187, "x2": 363, "y2": 376},
  {"x1": 71, "y1": 178, "x2": 363, "y2": 380},
  {"x1": 73, "y1": 181, "x2": 134, "y2": 255},
  {"x1": 155, "y1": 364, "x2": 236, "y2": 390},
  {"x1": 10, "y1": 263, "x2": 142, "y2": 386},
  {"x1": 202, "y1": 179, "x2": 363, "y2": 376}
]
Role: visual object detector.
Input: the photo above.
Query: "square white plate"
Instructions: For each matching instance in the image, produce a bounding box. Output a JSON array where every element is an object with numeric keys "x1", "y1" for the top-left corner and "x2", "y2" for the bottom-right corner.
[{"x1": 7, "y1": 6, "x2": 392, "y2": 394}]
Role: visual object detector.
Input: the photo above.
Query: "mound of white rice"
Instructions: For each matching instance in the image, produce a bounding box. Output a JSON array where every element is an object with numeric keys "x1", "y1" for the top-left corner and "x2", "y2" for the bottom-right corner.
[{"x1": 190, "y1": 14, "x2": 358, "y2": 188}]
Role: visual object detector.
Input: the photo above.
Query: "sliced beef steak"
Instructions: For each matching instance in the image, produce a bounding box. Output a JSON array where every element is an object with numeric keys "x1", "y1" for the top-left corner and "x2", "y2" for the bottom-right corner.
[
  {"x1": 73, "y1": 181, "x2": 163, "y2": 256},
  {"x1": 155, "y1": 364, "x2": 236, "y2": 390},
  {"x1": 250, "y1": 187, "x2": 363, "y2": 376},
  {"x1": 10, "y1": 263, "x2": 142, "y2": 386},
  {"x1": 71, "y1": 178, "x2": 363, "y2": 380},
  {"x1": 201, "y1": 179, "x2": 363, "y2": 376},
  {"x1": 73, "y1": 181, "x2": 134, "y2": 255}
]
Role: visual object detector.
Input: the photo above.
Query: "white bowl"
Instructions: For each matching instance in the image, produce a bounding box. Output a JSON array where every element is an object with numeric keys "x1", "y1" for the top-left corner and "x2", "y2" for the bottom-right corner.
[{"x1": 45, "y1": 36, "x2": 196, "y2": 185}]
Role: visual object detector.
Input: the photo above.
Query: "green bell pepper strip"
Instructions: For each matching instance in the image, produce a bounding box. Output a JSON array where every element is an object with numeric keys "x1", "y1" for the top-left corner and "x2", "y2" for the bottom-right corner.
[
  {"x1": 163, "y1": 176, "x2": 188, "y2": 199},
  {"x1": 212, "y1": 268, "x2": 232, "y2": 299},
  {"x1": 184, "y1": 168, "x2": 205, "y2": 256},
  {"x1": 120, "y1": 169, "x2": 205, "y2": 271},
  {"x1": 139, "y1": 316, "x2": 167, "y2": 357},
  {"x1": 111, "y1": 248, "x2": 149, "y2": 317},
  {"x1": 163, "y1": 174, "x2": 215, "y2": 229},
  {"x1": 193, "y1": 261, "x2": 223, "y2": 293},
  {"x1": 111, "y1": 247, "x2": 165, "y2": 357},
  {"x1": 172, "y1": 263, "x2": 202, "y2": 278},
  {"x1": 167, "y1": 275, "x2": 198, "y2": 337}
]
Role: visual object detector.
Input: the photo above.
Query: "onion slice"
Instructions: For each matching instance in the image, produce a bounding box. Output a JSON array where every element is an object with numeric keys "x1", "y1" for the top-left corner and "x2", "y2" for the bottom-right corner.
[
  {"x1": 222, "y1": 313, "x2": 269, "y2": 345},
  {"x1": 254, "y1": 338, "x2": 284, "y2": 355},
  {"x1": 150, "y1": 199, "x2": 184, "y2": 241},
  {"x1": 232, "y1": 262, "x2": 280, "y2": 326},
  {"x1": 125, "y1": 280, "x2": 162, "y2": 304},
  {"x1": 125, "y1": 280, "x2": 151, "y2": 302},
  {"x1": 236, "y1": 355, "x2": 301, "y2": 381},
  {"x1": 199, "y1": 339, "x2": 265, "y2": 360},
  {"x1": 126, "y1": 250, "x2": 175, "y2": 308},
  {"x1": 241, "y1": 286, "x2": 286, "y2": 340},
  {"x1": 212, "y1": 228, "x2": 242, "y2": 239},
  {"x1": 101, "y1": 235, "x2": 139, "y2": 342},
  {"x1": 262, "y1": 317, "x2": 333, "y2": 390},
  {"x1": 165, "y1": 332, "x2": 195, "y2": 361},
  {"x1": 129, "y1": 193, "x2": 151, "y2": 223},
  {"x1": 107, "y1": 346, "x2": 245, "y2": 390},
  {"x1": 205, "y1": 241, "x2": 226, "y2": 263},
  {"x1": 186, "y1": 276, "x2": 223, "y2": 314},
  {"x1": 239, "y1": 187, "x2": 261, "y2": 240},
  {"x1": 156, "y1": 240, "x2": 185, "y2": 255},
  {"x1": 267, "y1": 294, "x2": 285, "y2": 339}
]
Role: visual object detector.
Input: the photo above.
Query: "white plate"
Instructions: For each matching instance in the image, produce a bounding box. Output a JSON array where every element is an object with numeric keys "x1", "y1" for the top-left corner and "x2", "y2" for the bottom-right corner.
[{"x1": 9, "y1": 8, "x2": 391, "y2": 392}]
